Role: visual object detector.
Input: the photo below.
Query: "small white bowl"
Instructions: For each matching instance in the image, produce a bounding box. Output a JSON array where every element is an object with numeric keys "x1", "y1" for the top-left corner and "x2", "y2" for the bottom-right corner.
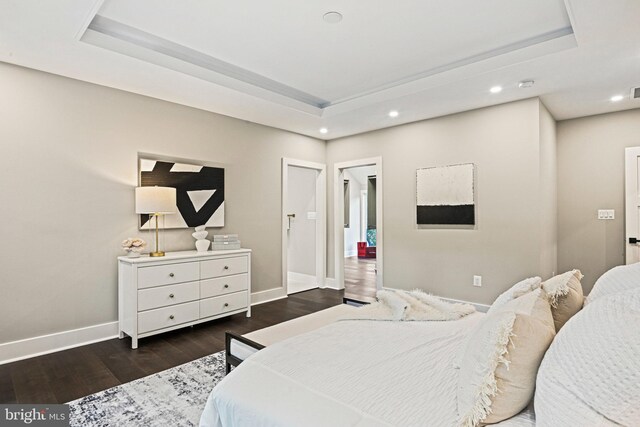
[
  {"x1": 194, "y1": 225, "x2": 206, "y2": 232},
  {"x1": 192, "y1": 231, "x2": 208, "y2": 240}
]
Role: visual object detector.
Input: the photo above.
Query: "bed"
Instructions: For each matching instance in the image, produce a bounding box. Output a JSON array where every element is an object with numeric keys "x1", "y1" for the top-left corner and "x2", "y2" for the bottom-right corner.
[
  {"x1": 201, "y1": 264, "x2": 639, "y2": 427},
  {"x1": 201, "y1": 312, "x2": 534, "y2": 427}
]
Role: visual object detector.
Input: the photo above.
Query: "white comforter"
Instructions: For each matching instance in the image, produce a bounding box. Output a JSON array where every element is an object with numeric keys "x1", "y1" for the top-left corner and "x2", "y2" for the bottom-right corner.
[{"x1": 201, "y1": 313, "x2": 535, "y2": 427}]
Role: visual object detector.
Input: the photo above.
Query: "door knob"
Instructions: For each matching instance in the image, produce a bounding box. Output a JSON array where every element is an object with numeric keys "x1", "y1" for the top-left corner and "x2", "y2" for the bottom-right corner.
[
  {"x1": 224, "y1": 265, "x2": 229, "y2": 270},
  {"x1": 224, "y1": 303, "x2": 229, "y2": 307},
  {"x1": 224, "y1": 284, "x2": 229, "y2": 288},
  {"x1": 287, "y1": 213, "x2": 296, "y2": 229},
  {"x1": 169, "y1": 315, "x2": 175, "y2": 320},
  {"x1": 169, "y1": 273, "x2": 175, "y2": 277},
  {"x1": 169, "y1": 294, "x2": 175, "y2": 298}
]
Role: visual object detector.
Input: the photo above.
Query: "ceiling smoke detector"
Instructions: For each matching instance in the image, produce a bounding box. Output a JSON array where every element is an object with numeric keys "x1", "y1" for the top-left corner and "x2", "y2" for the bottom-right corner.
[
  {"x1": 323, "y1": 11, "x2": 343, "y2": 24},
  {"x1": 519, "y1": 80, "x2": 535, "y2": 88}
]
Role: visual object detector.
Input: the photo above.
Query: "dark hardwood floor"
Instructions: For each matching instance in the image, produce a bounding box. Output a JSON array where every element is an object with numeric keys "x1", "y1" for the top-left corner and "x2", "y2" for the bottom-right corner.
[
  {"x1": 344, "y1": 256, "x2": 377, "y2": 302},
  {"x1": 0, "y1": 288, "x2": 344, "y2": 404}
]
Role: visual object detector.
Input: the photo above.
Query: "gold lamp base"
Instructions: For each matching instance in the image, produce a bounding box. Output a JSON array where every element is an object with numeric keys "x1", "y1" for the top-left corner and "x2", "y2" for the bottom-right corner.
[{"x1": 150, "y1": 251, "x2": 165, "y2": 257}]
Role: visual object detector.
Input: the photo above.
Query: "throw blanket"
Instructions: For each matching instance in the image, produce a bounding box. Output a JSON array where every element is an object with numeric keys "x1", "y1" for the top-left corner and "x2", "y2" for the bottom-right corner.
[{"x1": 344, "y1": 289, "x2": 476, "y2": 321}]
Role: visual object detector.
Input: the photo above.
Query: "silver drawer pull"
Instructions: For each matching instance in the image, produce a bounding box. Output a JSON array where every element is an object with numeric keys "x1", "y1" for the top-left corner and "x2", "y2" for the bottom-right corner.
[
  {"x1": 169, "y1": 315, "x2": 175, "y2": 320},
  {"x1": 224, "y1": 284, "x2": 229, "y2": 289},
  {"x1": 169, "y1": 293, "x2": 175, "y2": 298},
  {"x1": 169, "y1": 273, "x2": 175, "y2": 277},
  {"x1": 224, "y1": 266, "x2": 229, "y2": 270},
  {"x1": 224, "y1": 303, "x2": 229, "y2": 307}
]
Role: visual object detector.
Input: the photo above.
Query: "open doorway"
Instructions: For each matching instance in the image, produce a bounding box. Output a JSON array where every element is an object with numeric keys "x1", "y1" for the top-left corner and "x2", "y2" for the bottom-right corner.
[
  {"x1": 334, "y1": 157, "x2": 383, "y2": 301},
  {"x1": 343, "y1": 166, "x2": 378, "y2": 300}
]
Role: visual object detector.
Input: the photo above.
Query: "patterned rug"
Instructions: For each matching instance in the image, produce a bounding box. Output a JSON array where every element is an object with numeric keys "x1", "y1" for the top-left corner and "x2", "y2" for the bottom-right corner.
[{"x1": 68, "y1": 351, "x2": 226, "y2": 427}]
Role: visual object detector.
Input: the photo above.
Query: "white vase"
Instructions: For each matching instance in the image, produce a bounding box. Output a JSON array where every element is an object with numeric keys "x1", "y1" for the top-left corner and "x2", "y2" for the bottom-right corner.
[
  {"x1": 192, "y1": 230, "x2": 208, "y2": 240},
  {"x1": 195, "y1": 239, "x2": 210, "y2": 252},
  {"x1": 194, "y1": 225, "x2": 206, "y2": 232},
  {"x1": 127, "y1": 251, "x2": 141, "y2": 258}
]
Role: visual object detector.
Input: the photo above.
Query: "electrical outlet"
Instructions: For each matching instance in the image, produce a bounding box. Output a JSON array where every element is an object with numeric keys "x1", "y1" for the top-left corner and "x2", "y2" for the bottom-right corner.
[
  {"x1": 473, "y1": 275, "x2": 482, "y2": 287},
  {"x1": 597, "y1": 209, "x2": 615, "y2": 220}
]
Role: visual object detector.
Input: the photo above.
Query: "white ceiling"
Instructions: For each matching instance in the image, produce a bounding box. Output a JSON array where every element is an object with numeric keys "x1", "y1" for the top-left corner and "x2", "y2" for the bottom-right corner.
[{"x1": 0, "y1": 0, "x2": 639, "y2": 139}]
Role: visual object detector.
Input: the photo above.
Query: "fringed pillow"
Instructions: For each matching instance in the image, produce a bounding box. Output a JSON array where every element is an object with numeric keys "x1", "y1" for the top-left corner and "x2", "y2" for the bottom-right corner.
[
  {"x1": 487, "y1": 276, "x2": 542, "y2": 314},
  {"x1": 541, "y1": 269, "x2": 584, "y2": 331},
  {"x1": 456, "y1": 289, "x2": 556, "y2": 427}
]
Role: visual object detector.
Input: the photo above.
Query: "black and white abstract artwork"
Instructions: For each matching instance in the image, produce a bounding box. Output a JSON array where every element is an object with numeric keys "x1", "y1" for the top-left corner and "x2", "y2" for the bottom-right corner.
[
  {"x1": 139, "y1": 158, "x2": 224, "y2": 229},
  {"x1": 416, "y1": 163, "x2": 475, "y2": 226}
]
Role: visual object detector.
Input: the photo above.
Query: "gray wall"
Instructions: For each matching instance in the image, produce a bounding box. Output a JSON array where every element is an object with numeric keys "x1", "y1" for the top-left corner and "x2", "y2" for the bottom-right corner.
[
  {"x1": 326, "y1": 98, "x2": 556, "y2": 305},
  {"x1": 539, "y1": 102, "x2": 558, "y2": 279},
  {"x1": 557, "y1": 109, "x2": 640, "y2": 294},
  {"x1": 343, "y1": 169, "x2": 363, "y2": 257},
  {"x1": 0, "y1": 62, "x2": 325, "y2": 344}
]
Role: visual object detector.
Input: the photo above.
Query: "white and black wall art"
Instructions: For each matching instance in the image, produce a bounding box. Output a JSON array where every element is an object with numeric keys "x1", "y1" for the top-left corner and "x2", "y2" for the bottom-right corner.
[
  {"x1": 139, "y1": 158, "x2": 225, "y2": 229},
  {"x1": 416, "y1": 163, "x2": 475, "y2": 227}
]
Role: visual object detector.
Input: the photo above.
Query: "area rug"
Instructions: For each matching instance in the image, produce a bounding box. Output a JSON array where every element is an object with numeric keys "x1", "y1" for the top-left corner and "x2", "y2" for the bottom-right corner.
[{"x1": 68, "y1": 351, "x2": 226, "y2": 427}]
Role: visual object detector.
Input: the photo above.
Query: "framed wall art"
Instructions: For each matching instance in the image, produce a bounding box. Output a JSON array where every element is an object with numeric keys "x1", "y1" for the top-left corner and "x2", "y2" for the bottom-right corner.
[
  {"x1": 139, "y1": 158, "x2": 225, "y2": 229},
  {"x1": 416, "y1": 163, "x2": 475, "y2": 227}
]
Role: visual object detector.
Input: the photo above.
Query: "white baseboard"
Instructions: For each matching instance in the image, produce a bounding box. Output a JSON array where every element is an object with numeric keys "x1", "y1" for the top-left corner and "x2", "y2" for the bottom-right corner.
[
  {"x1": 344, "y1": 250, "x2": 357, "y2": 258},
  {"x1": 0, "y1": 321, "x2": 119, "y2": 365},
  {"x1": 1, "y1": 288, "x2": 288, "y2": 365},
  {"x1": 251, "y1": 287, "x2": 287, "y2": 306},
  {"x1": 440, "y1": 296, "x2": 490, "y2": 313},
  {"x1": 324, "y1": 277, "x2": 344, "y2": 290}
]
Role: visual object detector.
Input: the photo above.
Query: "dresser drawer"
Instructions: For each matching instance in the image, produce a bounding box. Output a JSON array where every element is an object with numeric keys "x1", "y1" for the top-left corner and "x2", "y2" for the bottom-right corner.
[
  {"x1": 138, "y1": 301, "x2": 199, "y2": 334},
  {"x1": 200, "y1": 274, "x2": 248, "y2": 299},
  {"x1": 200, "y1": 291, "x2": 248, "y2": 319},
  {"x1": 201, "y1": 256, "x2": 248, "y2": 279},
  {"x1": 138, "y1": 281, "x2": 199, "y2": 311},
  {"x1": 138, "y1": 262, "x2": 199, "y2": 289}
]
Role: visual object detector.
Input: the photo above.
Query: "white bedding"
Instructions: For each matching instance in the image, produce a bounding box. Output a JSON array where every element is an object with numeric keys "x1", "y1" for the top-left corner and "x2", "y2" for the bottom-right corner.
[{"x1": 201, "y1": 313, "x2": 535, "y2": 427}]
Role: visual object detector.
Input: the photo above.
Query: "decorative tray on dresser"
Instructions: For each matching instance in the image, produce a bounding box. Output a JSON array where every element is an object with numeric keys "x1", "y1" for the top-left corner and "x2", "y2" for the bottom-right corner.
[{"x1": 118, "y1": 249, "x2": 251, "y2": 349}]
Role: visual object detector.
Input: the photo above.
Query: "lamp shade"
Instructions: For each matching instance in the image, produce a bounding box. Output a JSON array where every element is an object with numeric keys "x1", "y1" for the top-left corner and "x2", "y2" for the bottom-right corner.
[{"x1": 135, "y1": 186, "x2": 177, "y2": 214}]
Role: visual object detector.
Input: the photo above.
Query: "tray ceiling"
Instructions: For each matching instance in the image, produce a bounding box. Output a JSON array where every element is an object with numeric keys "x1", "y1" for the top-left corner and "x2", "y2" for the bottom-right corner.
[{"x1": 0, "y1": 0, "x2": 638, "y2": 139}]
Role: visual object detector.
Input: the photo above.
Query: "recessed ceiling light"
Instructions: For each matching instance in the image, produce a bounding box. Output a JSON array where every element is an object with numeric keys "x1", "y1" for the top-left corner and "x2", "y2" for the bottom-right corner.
[
  {"x1": 611, "y1": 95, "x2": 624, "y2": 102},
  {"x1": 490, "y1": 86, "x2": 503, "y2": 94},
  {"x1": 323, "y1": 11, "x2": 343, "y2": 24},
  {"x1": 388, "y1": 110, "x2": 399, "y2": 118},
  {"x1": 319, "y1": 127, "x2": 328, "y2": 134},
  {"x1": 518, "y1": 80, "x2": 535, "y2": 89}
]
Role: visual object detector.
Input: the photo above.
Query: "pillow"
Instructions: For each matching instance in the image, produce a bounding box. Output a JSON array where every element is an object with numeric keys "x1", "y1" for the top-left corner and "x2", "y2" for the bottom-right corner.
[
  {"x1": 541, "y1": 270, "x2": 584, "y2": 331},
  {"x1": 457, "y1": 289, "x2": 556, "y2": 426},
  {"x1": 535, "y1": 288, "x2": 640, "y2": 426},
  {"x1": 487, "y1": 276, "x2": 542, "y2": 314},
  {"x1": 586, "y1": 262, "x2": 640, "y2": 304}
]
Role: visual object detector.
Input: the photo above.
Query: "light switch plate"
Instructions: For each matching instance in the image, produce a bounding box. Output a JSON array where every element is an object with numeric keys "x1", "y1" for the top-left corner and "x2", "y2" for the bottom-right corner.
[
  {"x1": 307, "y1": 212, "x2": 317, "y2": 220},
  {"x1": 597, "y1": 209, "x2": 615, "y2": 220},
  {"x1": 473, "y1": 275, "x2": 482, "y2": 287}
]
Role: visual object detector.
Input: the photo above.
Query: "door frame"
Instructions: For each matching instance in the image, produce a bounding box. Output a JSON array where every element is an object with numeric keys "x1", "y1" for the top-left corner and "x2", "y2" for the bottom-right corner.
[
  {"x1": 625, "y1": 147, "x2": 640, "y2": 264},
  {"x1": 282, "y1": 158, "x2": 327, "y2": 294},
  {"x1": 333, "y1": 157, "x2": 384, "y2": 290}
]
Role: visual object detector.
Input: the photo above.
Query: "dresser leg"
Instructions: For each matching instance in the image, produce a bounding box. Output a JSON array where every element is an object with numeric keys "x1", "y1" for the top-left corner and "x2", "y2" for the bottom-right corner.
[
  {"x1": 246, "y1": 307, "x2": 251, "y2": 317},
  {"x1": 119, "y1": 331, "x2": 125, "y2": 339},
  {"x1": 132, "y1": 338, "x2": 138, "y2": 349}
]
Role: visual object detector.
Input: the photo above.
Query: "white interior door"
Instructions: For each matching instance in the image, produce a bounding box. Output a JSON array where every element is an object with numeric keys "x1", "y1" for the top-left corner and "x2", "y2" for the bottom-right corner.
[
  {"x1": 282, "y1": 158, "x2": 326, "y2": 295},
  {"x1": 624, "y1": 147, "x2": 640, "y2": 264}
]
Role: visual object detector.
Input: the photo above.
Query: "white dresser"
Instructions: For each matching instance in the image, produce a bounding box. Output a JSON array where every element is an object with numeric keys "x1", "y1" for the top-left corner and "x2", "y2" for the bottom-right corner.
[{"x1": 118, "y1": 249, "x2": 251, "y2": 349}]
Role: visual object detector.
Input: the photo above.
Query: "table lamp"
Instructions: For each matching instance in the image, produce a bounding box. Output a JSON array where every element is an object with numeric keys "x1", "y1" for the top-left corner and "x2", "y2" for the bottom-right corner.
[{"x1": 135, "y1": 186, "x2": 177, "y2": 257}]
